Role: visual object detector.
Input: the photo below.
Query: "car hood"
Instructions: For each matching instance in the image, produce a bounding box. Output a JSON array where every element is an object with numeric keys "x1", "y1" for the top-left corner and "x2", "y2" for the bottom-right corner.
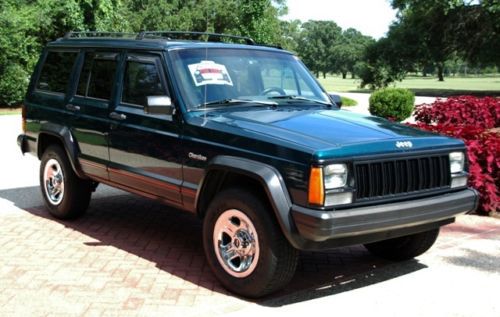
[{"x1": 191, "y1": 106, "x2": 464, "y2": 158}]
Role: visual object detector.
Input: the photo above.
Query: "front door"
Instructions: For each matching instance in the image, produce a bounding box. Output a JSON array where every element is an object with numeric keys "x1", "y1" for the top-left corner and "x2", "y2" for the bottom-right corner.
[{"x1": 107, "y1": 52, "x2": 183, "y2": 205}]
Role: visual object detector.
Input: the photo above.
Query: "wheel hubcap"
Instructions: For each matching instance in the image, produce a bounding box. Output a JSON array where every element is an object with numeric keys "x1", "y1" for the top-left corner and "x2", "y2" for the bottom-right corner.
[
  {"x1": 213, "y1": 209, "x2": 260, "y2": 278},
  {"x1": 43, "y1": 158, "x2": 64, "y2": 205}
]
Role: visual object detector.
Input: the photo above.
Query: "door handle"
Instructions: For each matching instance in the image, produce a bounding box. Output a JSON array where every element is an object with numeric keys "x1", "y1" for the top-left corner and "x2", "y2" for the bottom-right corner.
[
  {"x1": 109, "y1": 112, "x2": 127, "y2": 121},
  {"x1": 66, "y1": 104, "x2": 80, "y2": 111}
]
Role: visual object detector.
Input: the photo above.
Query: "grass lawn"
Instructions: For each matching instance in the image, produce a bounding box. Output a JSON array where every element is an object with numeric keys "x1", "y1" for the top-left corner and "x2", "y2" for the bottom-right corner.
[
  {"x1": 318, "y1": 75, "x2": 500, "y2": 96},
  {"x1": 0, "y1": 108, "x2": 21, "y2": 115}
]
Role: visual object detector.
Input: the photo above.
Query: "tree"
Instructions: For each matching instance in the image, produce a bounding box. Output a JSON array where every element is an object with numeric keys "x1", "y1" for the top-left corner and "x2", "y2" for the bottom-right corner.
[
  {"x1": 391, "y1": 1, "x2": 457, "y2": 81},
  {"x1": 358, "y1": 37, "x2": 407, "y2": 89},
  {"x1": 360, "y1": 0, "x2": 500, "y2": 88},
  {"x1": 392, "y1": 0, "x2": 500, "y2": 67},
  {"x1": 279, "y1": 19, "x2": 301, "y2": 52},
  {"x1": 295, "y1": 20, "x2": 342, "y2": 78},
  {"x1": 0, "y1": 1, "x2": 42, "y2": 106},
  {"x1": 124, "y1": 0, "x2": 286, "y2": 44},
  {"x1": 0, "y1": 0, "x2": 287, "y2": 106},
  {"x1": 0, "y1": 0, "x2": 132, "y2": 106},
  {"x1": 331, "y1": 28, "x2": 374, "y2": 79}
]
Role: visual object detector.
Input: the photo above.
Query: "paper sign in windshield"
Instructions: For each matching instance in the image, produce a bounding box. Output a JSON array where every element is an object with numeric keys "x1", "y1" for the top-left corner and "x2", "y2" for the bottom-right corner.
[{"x1": 188, "y1": 61, "x2": 233, "y2": 87}]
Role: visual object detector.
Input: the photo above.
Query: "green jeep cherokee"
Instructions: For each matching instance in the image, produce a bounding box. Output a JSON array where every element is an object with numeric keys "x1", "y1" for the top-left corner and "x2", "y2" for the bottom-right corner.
[{"x1": 17, "y1": 31, "x2": 478, "y2": 297}]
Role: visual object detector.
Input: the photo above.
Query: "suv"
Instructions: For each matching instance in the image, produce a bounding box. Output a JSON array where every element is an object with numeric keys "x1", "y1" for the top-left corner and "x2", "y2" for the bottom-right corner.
[{"x1": 18, "y1": 31, "x2": 477, "y2": 297}]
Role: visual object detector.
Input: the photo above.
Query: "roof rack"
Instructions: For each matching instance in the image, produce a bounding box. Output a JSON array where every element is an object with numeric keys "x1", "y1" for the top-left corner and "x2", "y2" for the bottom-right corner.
[
  {"x1": 64, "y1": 31, "x2": 137, "y2": 39},
  {"x1": 136, "y1": 31, "x2": 255, "y2": 45},
  {"x1": 63, "y1": 30, "x2": 257, "y2": 45}
]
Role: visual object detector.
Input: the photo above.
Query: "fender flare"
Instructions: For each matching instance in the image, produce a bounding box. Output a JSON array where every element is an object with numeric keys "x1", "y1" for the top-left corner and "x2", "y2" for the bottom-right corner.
[
  {"x1": 196, "y1": 155, "x2": 303, "y2": 248},
  {"x1": 37, "y1": 123, "x2": 87, "y2": 179}
]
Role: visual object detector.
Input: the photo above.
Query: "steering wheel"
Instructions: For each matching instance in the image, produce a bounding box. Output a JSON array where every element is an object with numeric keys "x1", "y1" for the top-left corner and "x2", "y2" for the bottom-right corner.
[{"x1": 260, "y1": 87, "x2": 287, "y2": 96}]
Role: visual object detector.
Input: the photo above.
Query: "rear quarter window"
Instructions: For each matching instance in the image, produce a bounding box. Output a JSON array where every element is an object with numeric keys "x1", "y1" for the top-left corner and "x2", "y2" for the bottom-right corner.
[{"x1": 36, "y1": 51, "x2": 78, "y2": 94}]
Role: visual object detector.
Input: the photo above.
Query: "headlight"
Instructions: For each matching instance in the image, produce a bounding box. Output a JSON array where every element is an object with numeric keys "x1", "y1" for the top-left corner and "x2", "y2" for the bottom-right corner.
[
  {"x1": 308, "y1": 163, "x2": 352, "y2": 207},
  {"x1": 324, "y1": 164, "x2": 347, "y2": 189},
  {"x1": 449, "y1": 151, "x2": 467, "y2": 188},
  {"x1": 449, "y1": 152, "x2": 465, "y2": 174}
]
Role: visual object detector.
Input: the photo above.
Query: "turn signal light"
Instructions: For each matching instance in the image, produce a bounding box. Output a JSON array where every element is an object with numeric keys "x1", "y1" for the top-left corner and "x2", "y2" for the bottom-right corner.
[{"x1": 308, "y1": 167, "x2": 324, "y2": 206}]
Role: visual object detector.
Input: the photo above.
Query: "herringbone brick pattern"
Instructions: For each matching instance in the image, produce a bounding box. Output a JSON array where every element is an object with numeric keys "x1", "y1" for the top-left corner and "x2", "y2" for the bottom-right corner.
[{"x1": 1, "y1": 194, "x2": 494, "y2": 316}]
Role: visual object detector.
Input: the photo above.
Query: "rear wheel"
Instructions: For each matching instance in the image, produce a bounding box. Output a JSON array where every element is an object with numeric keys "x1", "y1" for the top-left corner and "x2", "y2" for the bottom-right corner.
[
  {"x1": 40, "y1": 145, "x2": 92, "y2": 219},
  {"x1": 203, "y1": 188, "x2": 298, "y2": 298},
  {"x1": 364, "y1": 228, "x2": 440, "y2": 261}
]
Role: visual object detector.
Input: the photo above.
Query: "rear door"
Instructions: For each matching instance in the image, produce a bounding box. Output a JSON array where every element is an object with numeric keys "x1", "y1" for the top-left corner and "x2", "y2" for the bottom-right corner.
[
  {"x1": 70, "y1": 51, "x2": 121, "y2": 180},
  {"x1": 107, "y1": 52, "x2": 183, "y2": 204}
]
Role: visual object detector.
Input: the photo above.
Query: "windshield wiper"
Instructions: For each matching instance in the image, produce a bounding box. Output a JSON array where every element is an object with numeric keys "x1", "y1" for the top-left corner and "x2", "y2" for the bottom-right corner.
[
  {"x1": 199, "y1": 98, "x2": 277, "y2": 108},
  {"x1": 267, "y1": 95, "x2": 333, "y2": 106}
]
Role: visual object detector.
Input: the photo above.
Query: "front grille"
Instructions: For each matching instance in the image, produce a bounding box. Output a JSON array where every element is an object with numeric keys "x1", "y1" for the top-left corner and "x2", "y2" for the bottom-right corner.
[{"x1": 354, "y1": 155, "x2": 451, "y2": 200}]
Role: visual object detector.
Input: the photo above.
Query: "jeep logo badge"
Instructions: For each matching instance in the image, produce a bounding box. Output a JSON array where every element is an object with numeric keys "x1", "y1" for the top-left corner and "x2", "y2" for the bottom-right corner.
[{"x1": 396, "y1": 141, "x2": 413, "y2": 148}]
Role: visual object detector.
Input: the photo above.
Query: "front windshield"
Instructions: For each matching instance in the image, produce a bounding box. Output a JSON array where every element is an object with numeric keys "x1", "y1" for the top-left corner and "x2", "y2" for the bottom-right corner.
[{"x1": 169, "y1": 48, "x2": 331, "y2": 110}]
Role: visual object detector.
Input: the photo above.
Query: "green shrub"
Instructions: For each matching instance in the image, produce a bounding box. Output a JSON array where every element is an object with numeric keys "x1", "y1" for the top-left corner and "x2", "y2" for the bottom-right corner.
[
  {"x1": 369, "y1": 88, "x2": 415, "y2": 122},
  {"x1": 0, "y1": 64, "x2": 30, "y2": 107}
]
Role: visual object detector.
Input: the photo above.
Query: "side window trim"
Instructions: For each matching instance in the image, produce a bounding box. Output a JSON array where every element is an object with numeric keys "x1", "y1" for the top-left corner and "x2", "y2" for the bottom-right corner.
[
  {"x1": 120, "y1": 53, "x2": 170, "y2": 109},
  {"x1": 290, "y1": 66, "x2": 302, "y2": 95}
]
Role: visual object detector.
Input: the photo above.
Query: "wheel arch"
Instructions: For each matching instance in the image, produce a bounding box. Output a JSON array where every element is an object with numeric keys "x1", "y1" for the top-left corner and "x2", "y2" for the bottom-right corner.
[
  {"x1": 195, "y1": 156, "x2": 300, "y2": 248},
  {"x1": 37, "y1": 124, "x2": 87, "y2": 179}
]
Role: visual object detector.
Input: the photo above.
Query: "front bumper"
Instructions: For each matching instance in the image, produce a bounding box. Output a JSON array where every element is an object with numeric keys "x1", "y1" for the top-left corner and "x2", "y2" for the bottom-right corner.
[{"x1": 292, "y1": 188, "x2": 478, "y2": 245}]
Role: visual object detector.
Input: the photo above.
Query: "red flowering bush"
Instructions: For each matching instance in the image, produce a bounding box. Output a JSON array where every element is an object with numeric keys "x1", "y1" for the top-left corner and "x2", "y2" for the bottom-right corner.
[{"x1": 411, "y1": 96, "x2": 499, "y2": 215}]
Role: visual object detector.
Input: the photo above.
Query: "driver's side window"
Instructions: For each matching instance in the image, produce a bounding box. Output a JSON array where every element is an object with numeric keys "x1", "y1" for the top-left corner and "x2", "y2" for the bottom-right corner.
[{"x1": 122, "y1": 56, "x2": 167, "y2": 107}]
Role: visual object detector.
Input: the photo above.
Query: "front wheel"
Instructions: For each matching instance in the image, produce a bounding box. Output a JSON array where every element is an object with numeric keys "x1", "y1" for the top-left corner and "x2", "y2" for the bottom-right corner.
[
  {"x1": 364, "y1": 228, "x2": 440, "y2": 261},
  {"x1": 203, "y1": 188, "x2": 298, "y2": 298}
]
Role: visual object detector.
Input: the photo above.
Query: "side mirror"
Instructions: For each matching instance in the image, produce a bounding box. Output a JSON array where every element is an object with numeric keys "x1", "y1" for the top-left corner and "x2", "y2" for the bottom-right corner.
[
  {"x1": 146, "y1": 96, "x2": 174, "y2": 115},
  {"x1": 329, "y1": 94, "x2": 343, "y2": 109}
]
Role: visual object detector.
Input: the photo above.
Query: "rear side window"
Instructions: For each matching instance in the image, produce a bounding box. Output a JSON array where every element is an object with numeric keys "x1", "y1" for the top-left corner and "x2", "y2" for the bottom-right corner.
[
  {"x1": 77, "y1": 52, "x2": 117, "y2": 100},
  {"x1": 122, "y1": 60, "x2": 166, "y2": 106},
  {"x1": 36, "y1": 51, "x2": 78, "y2": 93}
]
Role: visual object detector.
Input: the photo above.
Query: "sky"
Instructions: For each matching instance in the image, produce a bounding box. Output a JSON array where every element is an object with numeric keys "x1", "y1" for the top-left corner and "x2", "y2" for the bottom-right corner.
[{"x1": 282, "y1": 0, "x2": 398, "y2": 39}]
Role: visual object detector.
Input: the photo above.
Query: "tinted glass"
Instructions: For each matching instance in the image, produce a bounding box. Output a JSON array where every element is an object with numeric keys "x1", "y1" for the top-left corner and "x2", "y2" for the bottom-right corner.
[
  {"x1": 261, "y1": 67, "x2": 316, "y2": 97},
  {"x1": 77, "y1": 52, "x2": 117, "y2": 100},
  {"x1": 169, "y1": 49, "x2": 329, "y2": 110},
  {"x1": 37, "y1": 51, "x2": 78, "y2": 93},
  {"x1": 122, "y1": 61, "x2": 166, "y2": 106}
]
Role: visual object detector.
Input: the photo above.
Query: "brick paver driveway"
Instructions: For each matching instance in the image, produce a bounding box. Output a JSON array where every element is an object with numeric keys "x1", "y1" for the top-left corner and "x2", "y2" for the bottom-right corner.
[
  {"x1": 1, "y1": 190, "x2": 499, "y2": 316},
  {"x1": 0, "y1": 192, "x2": 390, "y2": 316}
]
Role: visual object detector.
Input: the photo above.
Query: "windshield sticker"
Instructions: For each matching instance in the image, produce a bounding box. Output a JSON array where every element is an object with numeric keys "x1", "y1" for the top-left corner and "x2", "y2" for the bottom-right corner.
[{"x1": 188, "y1": 61, "x2": 233, "y2": 87}]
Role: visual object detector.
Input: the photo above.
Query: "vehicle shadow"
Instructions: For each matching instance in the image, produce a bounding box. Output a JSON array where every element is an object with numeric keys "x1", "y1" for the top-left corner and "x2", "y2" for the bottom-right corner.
[{"x1": 4, "y1": 187, "x2": 427, "y2": 305}]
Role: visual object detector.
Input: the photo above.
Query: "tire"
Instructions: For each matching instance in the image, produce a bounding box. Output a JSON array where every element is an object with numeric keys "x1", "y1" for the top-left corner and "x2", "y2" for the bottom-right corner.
[
  {"x1": 364, "y1": 228, "x2": 440, "y2": 261},
  {"x1": 39, "y1": 145, "x2": 92, "y2": 219},
  {"x1": 203, "y1": 188, "x2": 298, "y2": 298}
]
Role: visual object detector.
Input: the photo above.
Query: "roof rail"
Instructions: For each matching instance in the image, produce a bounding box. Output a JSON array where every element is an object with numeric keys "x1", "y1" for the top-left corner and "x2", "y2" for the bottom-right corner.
[
  {"x1": 136, "y1": 31, "x2": 256, "y2": 45},
  {"x1": 64, "y1": 31, "x2": 137, "y2": 39},
  {"x1": 63, "y1": 30, "x2": 257, "y2": 45}
]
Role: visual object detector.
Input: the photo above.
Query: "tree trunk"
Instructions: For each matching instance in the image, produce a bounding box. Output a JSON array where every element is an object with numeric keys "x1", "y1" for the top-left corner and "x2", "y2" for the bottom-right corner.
[
  {"x1": 342, "y1": 72, "x2": 347, "y2": 79},
  {"x1": 437, "y1": 64, "x2": 444, "y2": 81},
  {"x1": 322, "y1": 71, "x2": 326, "y2": 79},
  {"x1": 351, "y1": 72, "x2": 355, "y2": 79}
]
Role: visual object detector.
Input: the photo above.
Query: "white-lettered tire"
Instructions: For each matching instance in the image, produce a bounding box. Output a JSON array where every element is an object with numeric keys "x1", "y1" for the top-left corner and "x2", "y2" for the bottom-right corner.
[
  {"x1": 203, "y1": 188, "x2": 298, "y2": 298},
  {"x1": 364, "y1": 228, "x2": 440, "y2": 261},
  {"x1": 39, "y1": 145, "x2": 92, "y2": 219}
]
